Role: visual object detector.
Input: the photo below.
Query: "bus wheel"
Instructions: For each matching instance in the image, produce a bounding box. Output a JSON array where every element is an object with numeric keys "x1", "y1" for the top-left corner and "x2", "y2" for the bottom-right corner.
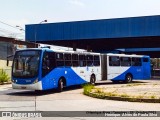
[
  {"x1": 90, "y1": 75, "x2": 96, "y2": 85},
  {"x1": 58, "y1": 79, "x2": 64, "y2": 92},
  {"x1": 125, "y1": 74, "x2": 133, "y2": 83}
]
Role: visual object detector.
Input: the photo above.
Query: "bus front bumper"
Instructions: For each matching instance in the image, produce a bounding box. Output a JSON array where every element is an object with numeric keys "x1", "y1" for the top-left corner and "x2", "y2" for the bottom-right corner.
[{"x1": 12, "y1": 81, "x2": 43, "y2": 90}]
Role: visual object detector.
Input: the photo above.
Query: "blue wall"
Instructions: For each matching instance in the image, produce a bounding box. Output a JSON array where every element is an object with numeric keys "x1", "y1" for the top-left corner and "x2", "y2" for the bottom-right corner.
[{"x1": 26, "y1": 15, "x2": 160, "y2": 42}]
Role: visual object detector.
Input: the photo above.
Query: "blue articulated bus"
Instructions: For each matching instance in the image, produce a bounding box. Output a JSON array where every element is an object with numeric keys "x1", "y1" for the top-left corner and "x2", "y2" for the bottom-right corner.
[
  {"x1": 104, "y1": 53, "x2": 151, "y2": 83},
  {"x1": 11, "y1": 47, "x2": 101, "y2": 91},
  {"x1": 11, "y1": 45, "x2": 151, "y2": 91}
]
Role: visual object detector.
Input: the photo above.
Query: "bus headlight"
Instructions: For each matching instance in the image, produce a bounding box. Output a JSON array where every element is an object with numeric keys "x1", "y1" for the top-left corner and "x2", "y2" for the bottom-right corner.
[
  {"x1": 11, "y1": 79, "x2": 17, "y2": 83},
  {"x1": 33, "y1": 79, "x2": 38, "y2": 84},
  {"x1": 11, "y1": 79, "x2": 15, "y2": 83}
]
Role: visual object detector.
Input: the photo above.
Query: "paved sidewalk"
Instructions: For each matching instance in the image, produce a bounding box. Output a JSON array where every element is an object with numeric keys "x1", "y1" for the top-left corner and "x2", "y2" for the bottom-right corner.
[{"x1": 0, "y1": 84, "x2": 12, "y2": 91}]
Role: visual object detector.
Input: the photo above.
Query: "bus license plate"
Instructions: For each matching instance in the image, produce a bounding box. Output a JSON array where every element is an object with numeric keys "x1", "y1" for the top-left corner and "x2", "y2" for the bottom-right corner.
[{"x1": 21, "y1": 87, "x2": 26, "y2": 89}]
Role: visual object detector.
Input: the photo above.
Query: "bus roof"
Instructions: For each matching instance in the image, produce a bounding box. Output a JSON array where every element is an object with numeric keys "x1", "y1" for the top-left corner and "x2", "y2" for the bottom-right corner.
[
  {"x1": 106, "y1": 53, "x2": 149, "y2": 58},
  {"x1": 15, "y1": 48, "x2": 149, "y2": 57},
  {"x1": 16, "y1": 48, "x2": 101, "y2": 55}
]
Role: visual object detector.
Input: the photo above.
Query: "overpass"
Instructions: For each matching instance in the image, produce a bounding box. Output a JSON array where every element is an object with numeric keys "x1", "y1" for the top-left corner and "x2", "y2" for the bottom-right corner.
[{"x1": 25, "y1": 15, "x2": 160, "y2": 57}]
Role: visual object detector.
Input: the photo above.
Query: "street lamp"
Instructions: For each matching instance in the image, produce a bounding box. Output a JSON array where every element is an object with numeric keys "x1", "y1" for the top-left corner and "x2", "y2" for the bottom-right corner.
[
  {"x1": 16, "y1": 25, "x2": 25, "y2": 31},
  {"x1": 35, "y1": 20, "x2": 47, "y2": 48},
  {"x1": 16, "y1": 25, "x2": 25, "y2": 40},
  {"x1": 39, "y1": 20, "x2": 47, "y2": 24}
]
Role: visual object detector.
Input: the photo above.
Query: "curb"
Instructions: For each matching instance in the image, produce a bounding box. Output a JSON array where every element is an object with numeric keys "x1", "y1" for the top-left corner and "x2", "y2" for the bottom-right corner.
[{"x1": 84, "y1": 92, "x2": 160, "y2": 103}]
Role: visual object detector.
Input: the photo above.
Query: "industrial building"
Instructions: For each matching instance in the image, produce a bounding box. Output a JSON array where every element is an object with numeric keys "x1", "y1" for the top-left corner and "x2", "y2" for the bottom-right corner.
[
  {"x1": 26, "y1": 15, "x2": 160, "y2": 58},
  {"x1": 0, "y1": 36, "x2": 35, "y2": 77}
]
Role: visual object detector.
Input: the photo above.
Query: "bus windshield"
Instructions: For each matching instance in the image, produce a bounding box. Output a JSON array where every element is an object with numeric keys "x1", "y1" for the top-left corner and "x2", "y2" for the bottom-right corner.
[{"x1": 12, "y1": 50, "x2": 41, "y2": 78}]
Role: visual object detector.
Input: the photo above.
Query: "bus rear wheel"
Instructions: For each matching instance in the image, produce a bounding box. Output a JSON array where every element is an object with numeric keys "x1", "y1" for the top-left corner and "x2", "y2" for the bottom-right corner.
[
  {"x1": 90, "y1": 75, "x2": 96, "y2": 85},
  {"x1": 124, "y1": 74, "x2": 133, "y2": 83},
  {"x1": 58, "y1": 79, "x2": 64, "y2": 92}
]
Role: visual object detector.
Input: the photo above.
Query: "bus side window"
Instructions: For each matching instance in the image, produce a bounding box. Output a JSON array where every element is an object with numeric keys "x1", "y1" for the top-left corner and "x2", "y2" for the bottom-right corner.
[
  {"x1": 120, "y1": 57, "x2": 131, "y2": 66},
  {"x1": 143, "y1": 58, "x2": 149, "y2": 62},
  {"x1": 64, "y1": 54, "x2": 72, "y2": 67},
  {"x1": 132, "y1": 58, "x2": 142, "y2": 66},
  {"x1": 79, "y1": 55, "x2": 86, "y2": 67},
  {"x1": 42, "y1": 52, "x2": 56, "y2": 77},
  {"x1": 42, "y1": 53, "x2": 49, "y2": 70},
  {"x1": 109, "y1": 56, "x2": 120, "y2": 66},
  {"x1": 86, "y1": 55, "x2": 94, "y2": 66},
  {"x1": 94, "y1": 55, "x2": 100, "y2": 66},
  {"x1": 48, "y1": 52, "x2": 56, "y2": 70},
  {"x1": 72, "y1": 54, "x2": 79, "y2": 67},
  {"x1": 56, "y1": 53, "x2": 64, "y2": 67}
]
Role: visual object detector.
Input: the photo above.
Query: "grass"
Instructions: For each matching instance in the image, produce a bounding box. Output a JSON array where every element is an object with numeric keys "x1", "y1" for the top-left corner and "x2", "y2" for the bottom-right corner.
[
  {"x1": 82, "y1": 84, "x2": 95, "y2": 94},
  {"x1": 150, "y1": 95, "x2": 156, "y2": 99},
  {"x1": 120, "y1": 93, "x2": 130, "y2": 98},
  {"x1": 143, "y1": 92, "x2": 148, "y2": 95},
  {"x1": 94, "y1": 88, "x2": 104, "y2": 93},
  {"x1": 105, "y1": 92, "x2": 118, "y2": 97},
  {"x1": 136, "y1": 95, "x2": 144, "y2": 99},
  {"x1": 125, "y1": 83, "x2": 146, "y2": 87},
  {"x1": 153, "y1": 84, "x2": 158, "y2": 87},
  {"x1": 82, "y1": 83, "x2": 160, "y2": 103},
  {"x1": 0, "y1": 69, "x2": 10, "y2": 84}
]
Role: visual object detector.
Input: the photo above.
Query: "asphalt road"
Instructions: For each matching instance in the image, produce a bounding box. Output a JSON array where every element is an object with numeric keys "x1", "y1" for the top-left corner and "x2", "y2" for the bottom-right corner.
[{"x1": 0, "y1": 81, "x2": 160, "y2": 120}]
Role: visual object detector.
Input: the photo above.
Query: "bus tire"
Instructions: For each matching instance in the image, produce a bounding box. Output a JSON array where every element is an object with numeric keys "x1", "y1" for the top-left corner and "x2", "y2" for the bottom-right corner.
[
  {"x1": 58, "y1": 78, "x2": 64, "y2": 92},
  {"x1": 90, "y1": 75, "x2": 96, "y2": 85},
  {"x1": 124, "y1": 74, "x2": 133, "y2": 83}
]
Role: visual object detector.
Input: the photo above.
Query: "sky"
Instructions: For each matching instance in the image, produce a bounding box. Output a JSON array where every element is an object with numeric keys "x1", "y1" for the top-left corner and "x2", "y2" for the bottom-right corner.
[{"x1": 0, "y1": 0, "x2": 160, "y2": 39}]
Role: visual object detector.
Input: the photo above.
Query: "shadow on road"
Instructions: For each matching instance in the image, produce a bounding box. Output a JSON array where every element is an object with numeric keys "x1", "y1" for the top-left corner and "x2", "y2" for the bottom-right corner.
[
  {"x1": 95, "y1": 80, "x2": 149, "y2": 86},
  {"x1": 6, "y1": 85, "x2": 83, "y2": 97},
  {"x1": 6, "y1": 80, "x2": 150, "y2": 97}
]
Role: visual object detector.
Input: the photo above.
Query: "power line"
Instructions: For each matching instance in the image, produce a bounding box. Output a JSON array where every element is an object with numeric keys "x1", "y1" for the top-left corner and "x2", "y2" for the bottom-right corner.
[
  {"x1": 0, "y1": 28, "x2": 16, "y2": 34},
  {"x1": 0, "y1": 27, "x2": 25, "y2": 39},
  {"x1": 0, "y1": 20, "x2": 25, "y2": 40},
  {"x1": 0, "y1": 20, "x2": 23, "y2": 30},
  {"x1": 0, "y1": 27, "x2": 24, "y2": 35}
]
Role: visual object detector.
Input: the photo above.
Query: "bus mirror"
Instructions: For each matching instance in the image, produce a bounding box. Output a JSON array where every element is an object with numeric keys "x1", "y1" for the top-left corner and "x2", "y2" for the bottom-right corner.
[
  {"x1": 6, "y1": 54, "x2": 14, "y2": 66},
  {"x1": 7, "y1": 59, "x2": 9, "y2": 66}
]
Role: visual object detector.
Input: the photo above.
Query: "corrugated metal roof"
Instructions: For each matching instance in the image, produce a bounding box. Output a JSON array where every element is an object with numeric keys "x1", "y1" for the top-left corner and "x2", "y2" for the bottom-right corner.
[
  {"x1": 25, "y1": 15, "x2": 160, "y2": 42},
  {"x1": 125, "y1": 48, "x2": 160, "y2": 52}
]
